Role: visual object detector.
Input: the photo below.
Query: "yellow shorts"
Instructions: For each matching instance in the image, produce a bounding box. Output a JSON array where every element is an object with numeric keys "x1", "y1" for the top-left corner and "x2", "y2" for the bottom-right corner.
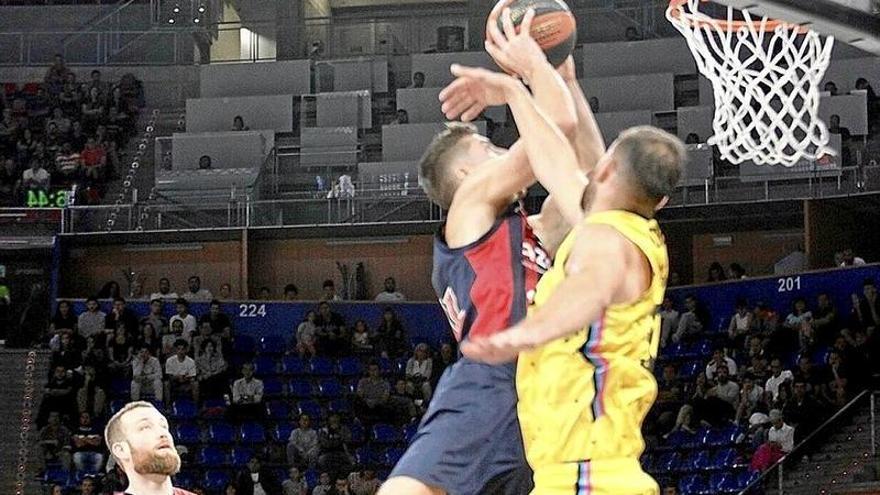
[{"x1": 531, "y1": 458, "x2": 659, "y2": 495}]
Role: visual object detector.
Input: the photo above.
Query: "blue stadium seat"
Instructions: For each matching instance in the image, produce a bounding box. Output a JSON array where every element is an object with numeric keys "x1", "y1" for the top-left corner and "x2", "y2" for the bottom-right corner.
[
  {"x1": 263, "y1": 377, "x2": 285, "y2": 397},
  {"x1": 337, "y1": 357, "x2": 364, "y2": 377},
  {"x1": 43, "y1": 467, "x2": 71, "y2": 486},
  {"x1": 170, "y1": 399, "x2": 198, "y2": 420},
  {"x1": 692, "y1": 450, "x2": 714, "y2": 471},
  {"x1": 274, "y1": 423, "x2": 295, "y2": 443},
  {"x1": 694, "y1": 339, "x2": 713, "y2": 356},
  {"x1": 201, "y1": 398, "x2": 227, "y2": 419},
  {"x1": 655, "y1": 452, "x2": 681, "y2": 474},
  {"x1": 266, "y1": 400, "x2": 291, "y2": 419},
  {"x1": 328, "y1": 399, "x2": 351, "y2": 415},
  {"x1": 282, "y1": 356, "x2": 308, "y2": 375},
  {"x1": 694, "y1": 427, "x2": 712, "y2": 446},
  {"x1": 253, "y1": 356, "x2": 278, "y2": 377},
  {"x1": 304, "y1": 469, "x2": 319, "y2": 488},
  {"x1": 678, "y1": 474, "x2": 708, "y2": 495},
  {"x1": 719, "y1": 472, "x2": 743, "y2": 493},
  {"x1": 679, "y1": 361, "x2": 703, "y2": 379},
  {"x1": 208, "y1": 422, "x2": 236, "y2": 443},
  {"x1": 203, "y1": 470, "x2": 232, "y2": 492},
  {"x1": 737, "y1": 470, "x2": 761, "y2": 490},
  {"x1": 259, "y1": 336, "x2": 286, "y2": 356},
  {"x1": 640, "y1": 453, "x2": 653, "y2": 473},
  {"x1": 174, "y1": 422, "x2": 201, "y2": 444},
  {"x1": 309, "y1": 357, "x2": 335, "y2": 376},
  {"x1": 318, "y1": 378, "x2": 344, "y2": 398},
  {"x1": 288, "y1": 379, "x2": 315, "y2": 398},
  {"x1": 665, "y1": 430, "x2": 696, "y2": 450},
  {"x1": 240, "y1": 422, "x2": 266, "y2": 444},
  {"x1": 712, "y1": 448, "x2": 737, "y2": 470},
  {"x1": 110, "y1": 377, "x2": 131, "y2": 397},
  {"x1": 679, "y1": 451, "x2": 699, "y2": 473},
  {"x1": 173, "y1": 471, "x2": 198, "y2": 490},
  {"x1": 394, "y1": 358, "x2": 408, "y2": 375},
  {"x1": 383, "y1": 447, "x2": 405, "y2": 467},
  {"x1": 377, "y1": 357, "x2": 393, "y2": 375},
  {"x1": 231, "y1": 446, "x2": 254, "y2": 467},
  {"x1": 708, "y1": 424, "x2": 744, "y2": 447},
  {"x1": 403, "y1": 423, "x2": 419, "y2": 444},
  {"x1": 198, "y1": 446, "x2": 229, "y2": 467},
  {"x1": 708, "y1": 472, "x2": 732, "y2": 493},
  {"x1": 355, "y1": 446, "x2": 377, "y2": 466},
  {"x1": 109, "y1": 399, "x2": 127, "y2": 415},
  {"x1": 350, "y1": 421, "x2": 366, "y2": 444},
  {"x1": 298, "y1": 400, "x2": 323, "y2": 419},
  {"x1": 234, "y1": 335, "x2": 256, "y2": 354},
  {"x1": 372, "y1": 424, "x2": 401, "y2": 444}
]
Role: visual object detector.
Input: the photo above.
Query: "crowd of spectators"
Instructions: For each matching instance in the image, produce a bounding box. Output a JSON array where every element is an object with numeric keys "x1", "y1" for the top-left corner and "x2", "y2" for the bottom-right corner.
[
  {"x1": 0, "y1": 55, "x2": 143, "y2": 206},
  {"x1": 35, "y1": 273, "x2": 445, "y2": 495}
]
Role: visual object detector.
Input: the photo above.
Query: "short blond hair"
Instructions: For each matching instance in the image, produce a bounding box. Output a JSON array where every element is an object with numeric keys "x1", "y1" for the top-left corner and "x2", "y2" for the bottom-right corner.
[
  {"x1": 104, "y1": 401, "x2": 156, "y2": 461},
  {"x1": 418, "y1": 122, "x2": 478, "y2": 210}
]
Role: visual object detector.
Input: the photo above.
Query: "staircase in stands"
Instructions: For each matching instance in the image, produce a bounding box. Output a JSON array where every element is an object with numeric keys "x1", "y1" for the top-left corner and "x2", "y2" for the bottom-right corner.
[{"x1": 0, "y1": 349, "x2": 51, "y2": 495}]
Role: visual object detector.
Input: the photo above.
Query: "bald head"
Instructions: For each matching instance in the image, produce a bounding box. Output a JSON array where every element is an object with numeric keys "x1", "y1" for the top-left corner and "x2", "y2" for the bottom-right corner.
[{"x1": 611, "y1": 126, "x2": 685, "y2": 204}]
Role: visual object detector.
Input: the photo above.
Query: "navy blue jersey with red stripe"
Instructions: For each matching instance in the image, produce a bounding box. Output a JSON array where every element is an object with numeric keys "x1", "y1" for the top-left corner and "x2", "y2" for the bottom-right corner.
[{"x1": 433, "y1": 203, "x2": 550, "y2": 343}]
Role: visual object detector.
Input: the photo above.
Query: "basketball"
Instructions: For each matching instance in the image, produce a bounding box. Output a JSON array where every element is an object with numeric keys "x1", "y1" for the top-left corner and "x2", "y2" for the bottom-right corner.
[{"x1": 495, "y1": 0, "x2": 577, "y2": 67}]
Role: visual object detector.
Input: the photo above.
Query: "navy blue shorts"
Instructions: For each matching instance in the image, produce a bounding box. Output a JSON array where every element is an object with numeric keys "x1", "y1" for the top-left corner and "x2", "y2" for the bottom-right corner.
[{"x1": 390, "y1": 358, "x2": 533, "y2": 495}]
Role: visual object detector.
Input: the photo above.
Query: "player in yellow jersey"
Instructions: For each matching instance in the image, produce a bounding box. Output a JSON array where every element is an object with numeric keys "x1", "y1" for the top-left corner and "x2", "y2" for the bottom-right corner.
[{"x1": 448, "y1": 60, "x2": 685, "y2": 494}]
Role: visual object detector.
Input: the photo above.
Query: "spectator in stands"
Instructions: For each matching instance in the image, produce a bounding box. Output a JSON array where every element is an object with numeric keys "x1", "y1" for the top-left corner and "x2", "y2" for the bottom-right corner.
[
  {"x1": 107, "y1": 326, "x2": 134, "y2": 376},
  {"x1": 235, "y1": 455, "x2": 282, "y2": 495},
  {"x1": 728, "y1": 298, "x2": 753, "y2": 351},
  {"x1": 812, "y1": 292, "x2": 838, "y2": 345},
  {"x1": 783, "y1": 379, "x2": 823, "y2": 443},
  {"x1": 141, "y1": 299, "x2": 168, "y2": 337},
  {"x1": 750, "y1": 409, "x2": 793, "y2": 471},
  {"x1": 349, "y1": 469, "x2": 380, "y2": 495},
  {"x1": 853, "y1": 279, "x2": 880, "y2": 333},
  {"x1": 315, "y1": 302, "x2": 349, "y2": 356},
  {"x1": 321, "y1": 280, "x2": 341, "y2": 301},
  {"x1": 729, "y1": 262, "x2": 747, "y2": 279},
  {"x1": 232, "y1": 116, "x2": 249, "y2": 131},
  {"x1": 0, "y1": 108, "x2": 19, "y2": 144},
  {"x1": 22, "y1": 159, "x2": 50, "y2": 190},
  {"x1": 104, "y1": 296, "x2": 138, "y2": 337},
  {"x1": 708, "y1": 365, "x2": 740, "y2": 408},
  {"x1": 392, "y1": 109, "x2": 409, "y2": 125},
  {"x1": 59, "y1": 83, "x2": 82, "y2": 119},
  {"x1": 824, "y1": 81, "x2": 839, "y2": 95},
  {"x1": 829, "y1": 114, "x2": 852, "y2": 144},
  {"x1": 783, "y1": 298, "x2": 813, "y2": 350},
  {"x1": 230, "y1": 363, "x2": 264, "y2": 421},
  {"x1": 169, "y1": 298, "x2": 197, "y2": 342},
  {"x1": 765, "y1": 358, "x2": 794, "y2": 401},
  {"x1": 317, "y1": 413, "x2": 353, "y2": 475},
  {"x1": 707, "y1": 261, "x2": 727, "y2": 282},
  {"x1": 841, "y1": 248, "x2": 866, "y2": 267},
  {"x1": 735, "y1": 374, "x2": 765, "y2": 424},
  {"x1": 51, "y1": 332, "x2": 82, "y2": 372},
  {"x1": 54, "y1": 142, "x2": 82, "y2": 180},
  {"x1": 162, "y1": 319, "x2": 185, "y2": 358},
  {"x1": 165, "y1": 339, "x2": 199, "y2": 402},
  {"x1": 71, "y1": 411, "x2": 104, "y2": 474},
  {"x1": 81, "y1": 87, "x2": 106, "y2": 133},
  {"x1": 431, "y1": 342, "x2": 456, "y2": 389},
  {"x1": 375, "y1": 307, "x2": 408, "y2": 358},
  {"x1": 284, "y1": 284, "x2": 300, "y2": 300},
  {"x1": 38, "y1": 364, "x2": 77, "y2": 426},
  {"x1": 150, "y1": 277, "x2": 178, "y2": 301},
  {"x1": 288, "y1": 413, "x2": 320, "y2": 467},
  {"x1": 355, "y1": 362, "x2": 391, "y2": 423},
  {"x1": 46, "y1": 107, "x2": 71, "y2": 135},
  {"x1": 313, "y1": 472, "x2": 333, "y2": 495},
  {"x1": 198, "y1": 155, "x2": 212, "y2": 170},
  {"x1": 97, "y1": 281, "x2": 122, "y2": 300},
  {"x1": 0, "y1": 157, "x2": 18, "y2": 203},
  {"x1": 684, "y1": 133, "x2": 700, "y2": 145},
  {"x1": 219, "y1": 283, "x2": 233, "y2": 300},
  {"x1": 192, "y1": 321, "x2": 220, "y2": 358},
  {"x1": 659, "y1": 297, "x2": 680, "y2": 348},
  {"x1": 412, "y1": 71, "x2": 426, "y2": 89},
  {"x1": 283, "y1": 466, "x2": 309, "y2": 495},
  {"x1": 196, "y1": 338, "x2": 227, "y2": 400},
  {"x1": 49, "y1": 299, "x2": 77, "y2": 340},
  {"x1": 78, "y1": 477, "x2": 98, "y2": 495},
  {"x1": 825, "y1": 350, "x2": 851, "y2": 404},
  {"x1": 87, "y1": 69, "x2": 109, "y2": 97},
  {"x1": 199, "y1": 299, "x2": 233, "y2": 343},
  {"x1": 389, "y1": 378, "x2": 419, "y2": 424},
  {"x1": 44, "y1": 54, "x2": 71, "y2": 90},
  {"x1": 292, "y1": 310, "x2": 318, "y2": 358},
  {"x1": 855, "y1": 77, "x2": 880, "y2": 129},
  {"x1": 625, "y1": 26, "x2": 642, "y2": 41},
  {"x1": 374, "y1": 277, "x2": 405, "y2": 302},
  {"x1": 131, "y1": 345, "x2": 163, "y2": 401},
  {"x1": 588, "y1": 96, "x2": 600, "y2": 113},
  {"x1": 332, "y1": 477, "x2": 352, "y2": 495},
  {"x1": 751, "y1": 301, "x2": 779, "y2": 337},
  {"x1": 672, "y1": 295, "x2": 705, "y2": 343},
  {"x1": 183, "y1": 275, "x2": 213, "y2": 301},
  {"x1": 77, "y1": 365, "x2": 106, "y2": 420},
  {"x1": 16, "y1": 128, "x2": 37, "y2": 164},
  {"x1": 37, "y1": 411, "x2": 72, "y2": 471},
  {"x1": 342, "y1": 320, "x2": 368, "y2": 355},
  {"x1": 406, "y1": 343, "x2": 433, "y2": 401}
]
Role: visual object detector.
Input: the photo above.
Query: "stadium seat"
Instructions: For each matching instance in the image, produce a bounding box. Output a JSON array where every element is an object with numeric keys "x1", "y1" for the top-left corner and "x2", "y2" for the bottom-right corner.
[
  {"x1": 198, "y1": 446, "x2": 229, "y2": 467},
  {"x1": 174, "y1": 422, "x2": 202, "y2": 444},
  {"x1": 377, "y1": 357, "x2": 393, "y2": 375},
  {"x1": 372, "y1": 423, "x2": 401, "y2": 444},
  {"x1": 231, "y1": 446, "x2": 254, "y2": 467},
  {"x1": 678, "y1": 474, "x2": 707, "y2": 495},
  {"x1": 665, "y1": 430, "x2": 696, "y2": 450},
  {"x1": 298, "y1": 400, "x2": 323, "y2": 419},
  {"x1": 355, "y1": 446, "x2": 377, "y2": 466},
  {"x1": 383, "y1": 447, "x2": 405, "y2": 467},
  {"x1": 273, "y1": 423, "x2": 295, "y2": 443},
  {"x1": 692, "y1": 449, "x2": 714, "y2": 471},
  {"x1": 309, "y1": 357, "x2": 335, "y2": 376},
  {"x1": 337, "y1": 357, "x2": 364, "y2": 377},
  {"x1": 328, "y1": 399, "x2": 351, "y2": 415},
  {"x1": 709, "y1": 472, "x2": 733, "y2": 494},
  {"x1": 253, "y1": 356, "x2": 278, "y2": 377},
  {"x1": 233, "y1": 335, "x2": 256, "y2": 354},
  {"x1": 266, "y1": 400, "x2": 291, "y2": 419},
  {"x1": 694, "y1": 427, "x2": 712, "y2": 446},
  {"x1": 259, "y1": 336, "x2": 286, "y2": 356},
  {"x1": 43, "y1": 467, "x2": 71, "y2": 486},
  {"x1": 289, "y1": 379, "x2": 315, "y2": 398},
  {"x1": 282, "y1": 356, "x2": 308, "y2": 375},
  {"x1": 737, "y1": 469, "x2": 761, "y2": 489},
  {"x1": 173, "y1": 471, "x2": 198, "y2": 490},
  {"x1": 403, "y1": 422, "x2": 419, "y2": 443},
  {"x1": 679, "y1": 361, "x2": 703, "y2": 379},
  {"x1": 203, "y1": 470, "x2": 232, "y2": 492},
  {"x1": 318, "y1": 378, "x2": 344, "y2": 398},
  {"x1": 304, "y1": 469, "x2": 319, "y2": 488},
  {"x1": 263, "y1": 377, "x2": 285, "y2": 397},
  {"x1": 655, "y1": 452, "x2": 681, "y2": 474},
  {"x1": 208, "y1": 422, "x2": 236, "y2": 443},
  {"x1": 109, "y1": 399, "x2": 127, "y2": 415},
  {"x1": 712, "y1": 448, "x2": 737, "y2": 470},
  {"x1": 350, "y1": 421, "x2": 366, "y2": 444},
  {"x1": 170, "y1": 399, "x2": 198, "y2": 420},
  {"x1": 240, "y1": 422, "x2": 266, "y2": 444},
  {"x1": 694, "y1": 339, "x2": 713, "y2": 356},
  {"x1": 394, "y1": 358, "x2": 408, "y2": 375},
  {"x1": 201, "y1": 398, "x2": 227, "y2": 418},
  {"x1": 110, "y1": 377, "x2": 131, "y2": 397}
]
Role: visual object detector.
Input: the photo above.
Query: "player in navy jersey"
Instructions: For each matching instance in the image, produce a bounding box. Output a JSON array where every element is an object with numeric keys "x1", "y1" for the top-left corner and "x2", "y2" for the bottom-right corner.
[
  {"x1": 379, "y1": 6, "x2": 605, "y2": 495},
  {"x1": 104, "y1": 401, "x2": 196, "y2": 495}
]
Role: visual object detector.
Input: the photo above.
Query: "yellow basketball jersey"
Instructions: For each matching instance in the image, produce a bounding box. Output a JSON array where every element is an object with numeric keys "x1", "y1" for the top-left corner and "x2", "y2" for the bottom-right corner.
[{"x1": 516, "y1": 209, "x2": 669, "y2": 469}]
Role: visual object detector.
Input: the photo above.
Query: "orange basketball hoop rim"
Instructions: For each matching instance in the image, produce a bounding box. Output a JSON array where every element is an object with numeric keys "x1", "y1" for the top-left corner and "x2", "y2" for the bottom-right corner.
[{"x1": 667, "y1": 0, "x2": 810, "y2": 33}]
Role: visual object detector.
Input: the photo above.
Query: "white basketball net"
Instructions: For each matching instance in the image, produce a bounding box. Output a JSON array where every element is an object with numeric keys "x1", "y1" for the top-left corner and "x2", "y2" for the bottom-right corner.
[{"x1": 667, "y1": 0, "x2": 835, "y2": 166}]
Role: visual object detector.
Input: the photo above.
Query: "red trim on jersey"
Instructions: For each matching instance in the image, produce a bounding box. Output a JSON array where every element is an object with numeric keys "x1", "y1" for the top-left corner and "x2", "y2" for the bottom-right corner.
[{"x1": 464, "y1": 221, "x2": 515, "y2": 339}]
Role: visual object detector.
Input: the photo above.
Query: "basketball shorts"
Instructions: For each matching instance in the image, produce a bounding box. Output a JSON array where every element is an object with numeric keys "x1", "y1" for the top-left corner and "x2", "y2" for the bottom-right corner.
[{"x1": 532, "y1": 458, "x2": 659, "y2": 495}]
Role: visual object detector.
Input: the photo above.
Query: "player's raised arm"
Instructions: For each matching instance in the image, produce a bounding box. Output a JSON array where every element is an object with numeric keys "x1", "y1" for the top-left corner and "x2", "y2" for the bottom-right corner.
[{"x1": 556, "y1": 59, "x2": 607, "y2": 175}]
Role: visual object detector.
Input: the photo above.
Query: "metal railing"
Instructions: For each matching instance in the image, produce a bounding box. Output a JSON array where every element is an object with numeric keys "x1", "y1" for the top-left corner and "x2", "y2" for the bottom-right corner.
[
  {"x1": 740, "y1": 389, "x2": 876, "y2": 495},
  {"x1": 0, "y1": 29, "x2": 194, "y2": 65}
]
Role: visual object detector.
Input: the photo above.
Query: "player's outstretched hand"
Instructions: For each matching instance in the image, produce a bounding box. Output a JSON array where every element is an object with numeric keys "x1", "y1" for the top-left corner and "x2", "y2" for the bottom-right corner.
[
  {"x1": 439, "y1": 64, "x2": 522, "y2": 122},
  {"x1": 486, "y1": 7, "x2": 548, "y2": 81},
  {"x1": 460, "y1": 325, "x2": 535, "y2": 365}
]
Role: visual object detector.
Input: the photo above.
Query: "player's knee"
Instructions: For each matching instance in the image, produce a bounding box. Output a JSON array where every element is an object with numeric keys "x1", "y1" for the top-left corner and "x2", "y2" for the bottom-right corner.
[{"x1": 377, "y1": 476, "x2": 445, "y2": 495}]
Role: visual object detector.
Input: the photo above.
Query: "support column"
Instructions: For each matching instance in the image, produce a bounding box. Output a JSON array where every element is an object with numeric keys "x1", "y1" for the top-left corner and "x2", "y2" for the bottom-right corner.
[{"x1": 276, "y1": 0, "x2": 306, "y2": 59}]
